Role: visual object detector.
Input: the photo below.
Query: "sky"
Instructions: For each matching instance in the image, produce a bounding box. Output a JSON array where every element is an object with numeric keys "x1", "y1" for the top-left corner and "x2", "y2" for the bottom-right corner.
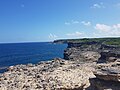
[{"x1": 0, "y1": 0, "x2": 120, "y2": 43}]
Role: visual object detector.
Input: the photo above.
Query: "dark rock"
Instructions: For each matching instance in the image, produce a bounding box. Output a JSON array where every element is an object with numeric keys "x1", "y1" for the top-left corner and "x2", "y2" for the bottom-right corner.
[
  {"x1": 98, "y1": 50, "x2": 120, "y2": 63},
  {"x1": 89, "y1": 78, "x2": 120, "y2": 90}
]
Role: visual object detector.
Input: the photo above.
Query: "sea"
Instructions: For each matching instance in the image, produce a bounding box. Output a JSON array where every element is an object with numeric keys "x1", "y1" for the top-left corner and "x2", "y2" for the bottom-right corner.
[{"x1": 0, "y1": 42, "x2": 67, "y2": 73}]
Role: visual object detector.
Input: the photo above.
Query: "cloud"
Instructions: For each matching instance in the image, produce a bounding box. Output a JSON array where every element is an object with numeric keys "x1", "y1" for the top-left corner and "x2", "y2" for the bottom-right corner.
[
  {"x1": 94, "y1": 24, "x2": 111, "y2": 32},
  {"x1": 65, "y1": 20, "x2": 92, "y2": 26},
  {"x1": 65, "y1": 20, "x2": 79, "y2": 25},
  {"x1": 65, "y1": 22, "x2": 71, "y2": 25},
  {"x1": 66, "y1": 31, "x2": 83, "y2": 37},
  {"x1": 72, "y1": 20, "x2": 79, "y2": 24},
  {"x1": 48, "y1": 33, "x2": 58, "y2": 40},
  {"x1": 91, "y1": 2, "x2": 105, "y2": 8},
  {"x1": 81, "y1": 21, "x2": 91, "y2": 26},
  {"x1": 94, "y1": 23, "x2": 120, "y2": 37}
]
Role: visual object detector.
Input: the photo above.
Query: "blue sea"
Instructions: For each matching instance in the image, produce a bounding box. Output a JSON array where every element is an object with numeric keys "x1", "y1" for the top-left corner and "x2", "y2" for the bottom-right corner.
[{"x1": 0, "y1": 42, "x2": 67, "y2": 73}]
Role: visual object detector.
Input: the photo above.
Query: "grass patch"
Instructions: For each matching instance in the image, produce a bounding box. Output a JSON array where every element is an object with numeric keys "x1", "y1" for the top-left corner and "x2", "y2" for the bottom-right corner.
[{"x1": 54, "y1": 37, "x2": 120, "y2": 46}]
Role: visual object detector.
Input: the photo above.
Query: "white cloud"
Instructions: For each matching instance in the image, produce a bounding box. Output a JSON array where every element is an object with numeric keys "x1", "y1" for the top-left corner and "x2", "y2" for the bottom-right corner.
[
  {"x1": 91, "y1": 2, "x2": 105, "y2": 8},
  {"x1": 94, "y1": 24, "x2": 111, "y2": 32},
  {"x1": 81, "y1": 21, "x2": 91, "y2": 26},
  {"x1": 72, "y1": 20, "x2": 79, "y2": 24},
  {"x1": 65, "y1": 20, "x2": 79, "y2": 25},
  {"x1": 66, "y1": 31, "x2": 83, "y2": 37},
  {"x1": 94, "y1": 23, "x2": 120, "y2": 37},
  {"x1": 65, "y1": 22, "x2": 71, "y2": 25},
  {"x1": 113, "y1": 24, "x2": 120, "y2": 29},
  {"x1": 48, "y1": 33, "x2": 58, "y2": 40}
]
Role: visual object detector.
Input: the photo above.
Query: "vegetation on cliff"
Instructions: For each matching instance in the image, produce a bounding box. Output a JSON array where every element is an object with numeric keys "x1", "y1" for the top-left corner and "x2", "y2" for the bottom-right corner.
[{"x1": 54, "y1": 37, "x2": 120, "y2": 46}]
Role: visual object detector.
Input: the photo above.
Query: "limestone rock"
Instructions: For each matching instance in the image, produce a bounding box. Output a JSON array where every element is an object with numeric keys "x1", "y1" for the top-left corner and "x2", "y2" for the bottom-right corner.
[
  {"x1": 0, "y1": 58, "x2": 95, "y2": 90},
  {"x1": 88, "y1": 61, "x2": 120, "y2": 90},
  {"x1": 64, "y1": 47, "x2": 100, "y2": 62},
  {"x1": 89, "y1": 78, "x2": 120, "y2": 90}
]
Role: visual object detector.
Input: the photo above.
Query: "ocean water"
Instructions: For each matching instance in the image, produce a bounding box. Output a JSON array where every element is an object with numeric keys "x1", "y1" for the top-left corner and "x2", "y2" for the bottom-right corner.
[{"x1": 0, "y1": 42, "x2": 67, "y2": 73}]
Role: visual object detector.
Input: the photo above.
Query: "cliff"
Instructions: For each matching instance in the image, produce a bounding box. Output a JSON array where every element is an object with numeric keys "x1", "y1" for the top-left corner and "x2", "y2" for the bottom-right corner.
[
  {"x1": 64, "y1": 41, "x2": 101, "y2": 62},
  {"x1": 63, "y1": 38, "x2": 120, "y2": 90},
  {"x1": 0, "y1": 38, "x2": 120, "y2": 90},
  {"x1": 54, "y1": 37, "x2": 120, "y2": 46},
  {"x1": 64, "y1": 38, "x2": 120, "y2": 62}
]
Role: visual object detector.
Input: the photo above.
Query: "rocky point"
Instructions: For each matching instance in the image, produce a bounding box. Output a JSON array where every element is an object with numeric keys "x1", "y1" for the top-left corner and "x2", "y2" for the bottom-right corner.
[{"x1": 0, "y1": 38, "x2": 120, "y2": 90}]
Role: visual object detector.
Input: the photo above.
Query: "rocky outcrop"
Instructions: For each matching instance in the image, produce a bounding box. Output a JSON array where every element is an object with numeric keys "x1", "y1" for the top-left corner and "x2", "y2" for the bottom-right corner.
[
  {"x1": 0, "y1": 58, "x2": 95, "y2": 90},
  {"x1": 64, "y1": 42, "x2": 120, "y2": 62},
  {"x1": 0, "y1": 40, "x2": 120, "y2": 90},
  {"x1": 67, "y1": 42, "x2": 101, "y2": 51},
  {"x1": 89, "y1": 78, "x2": 120, "y2": 90},
  {"x1": 64, "y1": 41, "x2": 120, "y2": 90},
  {"x1": 64, "y1": 42, "x2": 101, "y2": 62},
  {"x1": 98, "y1": 50, "x2": 120, "y2": 63},
  {"x1": 64, "y1": 48, "x2": 100, "y2": 62},
  {"x1": 95, "y1": 61, "x2": 120, "y2": 81},
  {"x1": 89, "y1": 60, "x2": 120, "y2": 90}
]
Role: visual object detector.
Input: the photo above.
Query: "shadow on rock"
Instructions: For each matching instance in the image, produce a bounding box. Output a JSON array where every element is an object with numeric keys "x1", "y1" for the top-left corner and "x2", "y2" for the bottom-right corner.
[{"x1": 86, "y1": 78, "x2": 120, "y2": 90}]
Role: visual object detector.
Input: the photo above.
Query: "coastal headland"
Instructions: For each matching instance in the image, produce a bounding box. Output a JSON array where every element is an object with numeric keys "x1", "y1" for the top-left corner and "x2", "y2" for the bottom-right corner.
[{"x1": 0, "y1": 37, "x2": 120, "y2": 90}]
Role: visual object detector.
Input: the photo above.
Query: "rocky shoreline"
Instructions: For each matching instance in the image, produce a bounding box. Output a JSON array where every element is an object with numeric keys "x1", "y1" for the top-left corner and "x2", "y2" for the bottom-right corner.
[
  {"x1": 0, "y1": 58, "x2": 96, "y2": 90},
  {"x1": 0, "y1": 40, "x2": 120, "y2": 90},
  {"x1": 64, "y1": 41, "x2": 120, "y2": 90}
]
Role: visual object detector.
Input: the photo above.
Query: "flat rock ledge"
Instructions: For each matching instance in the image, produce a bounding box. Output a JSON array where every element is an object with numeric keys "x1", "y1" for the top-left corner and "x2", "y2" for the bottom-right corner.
[
  {"x1": 0, "y1": 58, "x2": 95, "y2": 90},
  {"x1": 95, "y1": 60, "x2": 120, "y2": 82},
  {"x1": 89, "y1": 60, "x2": 120, "y2": 90}
]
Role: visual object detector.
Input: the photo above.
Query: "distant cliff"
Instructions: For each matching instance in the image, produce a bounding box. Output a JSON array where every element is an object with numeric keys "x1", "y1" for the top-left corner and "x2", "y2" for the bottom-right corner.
[{"x1": 54, "y1": 37, "x2": 120, "y2": 46}]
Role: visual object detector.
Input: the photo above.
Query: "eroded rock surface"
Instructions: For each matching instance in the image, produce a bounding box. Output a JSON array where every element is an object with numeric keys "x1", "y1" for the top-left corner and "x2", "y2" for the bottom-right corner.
[
  {"x1": 89, "y1": 59, "x2": 120, "y2": 90},
  {"x1": 64, "y1": 42, "x2": 120, "y2": 90},
  {"x1": 0, "y1": 58, "x2": 95, "y2": 90},
  {"x1": 64, "y1": 43, "x2": 101, "y2": 62}
]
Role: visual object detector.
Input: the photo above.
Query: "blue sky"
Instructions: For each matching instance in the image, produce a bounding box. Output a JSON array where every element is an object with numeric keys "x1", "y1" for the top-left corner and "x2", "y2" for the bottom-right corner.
[{"x1": 0, "y1": 0, "x2": 120, "y2": 43}]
